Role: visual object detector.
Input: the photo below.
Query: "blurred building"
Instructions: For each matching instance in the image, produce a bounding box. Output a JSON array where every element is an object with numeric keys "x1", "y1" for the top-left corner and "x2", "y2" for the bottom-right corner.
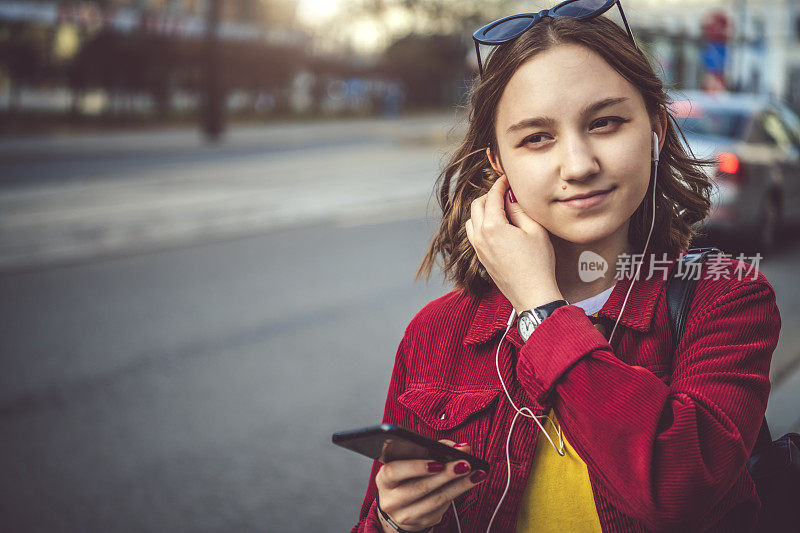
[
  {"x1": 0, "y1": 0, "x2": 405, "y2": 122},
  {"x1": 629, "y1": 0, "x2": 800, "y2": 109},
  {"x1": 0, "y1": 0, "x2": 308, "y2": 115},
  {"x1": 0, "y1": 0, "x2": 304, "y2": 43}
]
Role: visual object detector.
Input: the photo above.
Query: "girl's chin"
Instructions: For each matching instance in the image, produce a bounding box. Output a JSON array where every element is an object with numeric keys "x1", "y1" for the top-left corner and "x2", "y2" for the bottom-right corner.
[{"x1": 550, "y1": 226, "x2": 619, "y2": 246}]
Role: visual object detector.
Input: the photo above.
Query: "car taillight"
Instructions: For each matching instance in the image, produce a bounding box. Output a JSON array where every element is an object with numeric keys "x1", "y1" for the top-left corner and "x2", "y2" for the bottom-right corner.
[{"x1": 715, "y1": 152, "x2": 746, "y2": 185}]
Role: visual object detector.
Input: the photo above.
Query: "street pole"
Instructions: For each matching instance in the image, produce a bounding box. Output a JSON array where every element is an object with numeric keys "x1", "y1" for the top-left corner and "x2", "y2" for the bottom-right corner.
[
  {"x1": 737, "y1": 0, "x2": 746, "y2": 92},
  {"x1": 202, "y1": 0, "x2": 224, "y2": 142}
]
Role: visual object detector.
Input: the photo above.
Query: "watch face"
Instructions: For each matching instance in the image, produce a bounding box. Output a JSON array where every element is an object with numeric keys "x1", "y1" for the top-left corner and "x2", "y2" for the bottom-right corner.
[{"x1": 518, "y1": 314, "x2": 537, "y2": 341}]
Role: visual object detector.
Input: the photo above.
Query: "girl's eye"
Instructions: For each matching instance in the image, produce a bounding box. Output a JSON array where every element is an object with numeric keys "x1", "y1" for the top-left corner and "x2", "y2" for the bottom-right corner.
[
  {"x1": 591, "y1": 117, "x2": 627, "y2": 130},
  {"x1": 521, "y1": 133, "x2": 552, "y2": 146}
]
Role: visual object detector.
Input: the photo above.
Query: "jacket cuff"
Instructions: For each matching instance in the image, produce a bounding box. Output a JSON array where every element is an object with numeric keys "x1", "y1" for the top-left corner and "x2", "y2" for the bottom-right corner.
[
  {"x1": 516, "y1": 305, "x2": 609, "y2": 404},
  {"x1": 363, "y1": 498, "x2": 385, "y2": 532}
]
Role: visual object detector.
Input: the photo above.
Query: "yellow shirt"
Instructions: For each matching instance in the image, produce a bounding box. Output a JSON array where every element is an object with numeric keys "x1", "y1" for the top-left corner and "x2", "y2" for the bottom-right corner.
[
  {"x1": 514, "y1": 411, "x2": 602, "y2": 532},
  {"x1": 515, "y1": 308, "x2": 605, "y2": 532}
]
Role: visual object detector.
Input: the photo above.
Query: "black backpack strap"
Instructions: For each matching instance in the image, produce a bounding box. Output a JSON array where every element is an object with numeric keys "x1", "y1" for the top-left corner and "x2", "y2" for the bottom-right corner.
[
  {"x1": 755, "y1": 418, "x2": 773, "y2": 448},
  {"x1": 665, "y1": 247, "x2": 722, "y2": 344}
]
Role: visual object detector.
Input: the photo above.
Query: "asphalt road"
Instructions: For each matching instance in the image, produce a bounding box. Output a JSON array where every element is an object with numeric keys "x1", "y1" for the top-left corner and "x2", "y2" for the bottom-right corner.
[{"x1": 0, "y1": 217, "x2": 449, "y2": 532}]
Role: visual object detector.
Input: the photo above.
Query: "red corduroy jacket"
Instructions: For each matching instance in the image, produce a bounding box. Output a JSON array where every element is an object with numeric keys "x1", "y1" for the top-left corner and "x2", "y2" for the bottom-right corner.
[{"x1": 352, "y1": 251, "x2": 781, "y2": 533}]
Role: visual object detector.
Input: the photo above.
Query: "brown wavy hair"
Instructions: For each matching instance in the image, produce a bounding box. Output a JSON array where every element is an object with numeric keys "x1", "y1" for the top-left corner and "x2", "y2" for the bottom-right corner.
[{"x1": 416, "y1": 15, "x2": 713, "y2": 300}]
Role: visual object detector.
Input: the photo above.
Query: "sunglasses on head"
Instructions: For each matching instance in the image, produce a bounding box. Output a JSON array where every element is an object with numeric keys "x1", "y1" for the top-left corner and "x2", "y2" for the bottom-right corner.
[{"x1": 472, "y1": 0, "x2": 637, "y2": 78}]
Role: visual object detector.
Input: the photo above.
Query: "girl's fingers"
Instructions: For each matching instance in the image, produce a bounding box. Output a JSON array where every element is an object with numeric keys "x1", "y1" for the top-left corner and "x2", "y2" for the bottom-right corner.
[
  {"x1": 376, "y1": 440, "x2": 488, "y2": 530},
  {"x1": 483, "y1": 174, "x2": 510, "y2": 228},
  {"x1": 377, "y1": 459, "x2": 474, "y2": 516},
  {"x1": 395, "y1": 463, "x2": 487, "y2": 522},
  {"x1": 440, "y1": 439, "x2": 473, "y2": 455},
  {"x1": 504, "y1": 186, "x2": 541, "y2": 234},
  {"x1": 379, "y1": 440, "x2": 479, "y2": 493},
  {"x1": 378, "y1": 459, "x2": 448, "y2": 490},
  {"x1": 470, "y1": 193, "x2": 487, "y2": 230}
]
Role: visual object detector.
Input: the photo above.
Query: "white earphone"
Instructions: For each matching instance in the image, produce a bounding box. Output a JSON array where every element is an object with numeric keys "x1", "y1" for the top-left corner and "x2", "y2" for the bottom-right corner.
[{"x1": 653, "y1": 130, "x2": 659, "y2": 164}]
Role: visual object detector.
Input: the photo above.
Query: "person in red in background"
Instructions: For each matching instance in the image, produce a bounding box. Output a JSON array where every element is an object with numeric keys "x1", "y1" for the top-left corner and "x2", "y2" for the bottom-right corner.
[{"x1": 351, "y1": 8, "x2": 781, "y2": 533}]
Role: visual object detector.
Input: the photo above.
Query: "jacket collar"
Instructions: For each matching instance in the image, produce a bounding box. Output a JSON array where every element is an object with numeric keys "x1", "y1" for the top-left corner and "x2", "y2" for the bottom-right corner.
[{"x1": 463, "y1": 249, "x2": 681, "y2": 347}]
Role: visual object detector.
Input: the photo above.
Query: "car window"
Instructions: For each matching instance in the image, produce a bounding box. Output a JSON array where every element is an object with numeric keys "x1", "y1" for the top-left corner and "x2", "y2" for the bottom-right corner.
[
  {"x1": 762, "y1": 111, "x2": 794, "y2": 149},
  {"x1": 670, "y1": 100, "x2": 749, "y2": 139},
  {"x1": 777, "y1": 104, "x2": 800, "y2": 148},
  {"x1": 748, "y1": 113, "x2": 779, "y2": 145}
]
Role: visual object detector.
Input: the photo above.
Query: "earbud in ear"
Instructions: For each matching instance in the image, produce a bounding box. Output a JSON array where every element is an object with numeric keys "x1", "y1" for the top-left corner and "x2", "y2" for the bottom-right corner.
[{"x1": 652, "y1": 131, "x2": 659, "y2": 163}]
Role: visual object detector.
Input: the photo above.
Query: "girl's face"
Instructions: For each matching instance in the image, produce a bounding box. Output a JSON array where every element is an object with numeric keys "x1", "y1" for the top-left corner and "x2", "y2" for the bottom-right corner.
[{"x1": 491, "y1": 43, "x2": 661, "y2": 247}]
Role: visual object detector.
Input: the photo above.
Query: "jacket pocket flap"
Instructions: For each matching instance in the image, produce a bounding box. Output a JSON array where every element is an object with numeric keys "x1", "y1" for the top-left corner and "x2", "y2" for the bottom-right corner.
[{"x1": 398, "y1": 388, "x2": 502, "y2": 431}]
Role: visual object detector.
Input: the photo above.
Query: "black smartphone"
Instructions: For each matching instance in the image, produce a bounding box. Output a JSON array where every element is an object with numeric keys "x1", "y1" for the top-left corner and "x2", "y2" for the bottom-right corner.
[{"x1": 332, "y1": 424, "x2": 490, "y2": 472}]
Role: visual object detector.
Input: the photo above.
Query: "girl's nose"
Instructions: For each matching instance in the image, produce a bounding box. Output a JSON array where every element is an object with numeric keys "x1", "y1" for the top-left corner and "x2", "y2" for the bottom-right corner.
[{"x1": 559, "y1": 136, "x2": 600, "y2": 183}]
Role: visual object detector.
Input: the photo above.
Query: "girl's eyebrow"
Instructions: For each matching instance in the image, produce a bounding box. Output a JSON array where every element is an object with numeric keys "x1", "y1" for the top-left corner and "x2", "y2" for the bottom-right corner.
[{"x1": 505, "y1": 96, "x2": 630, "y2": 134}]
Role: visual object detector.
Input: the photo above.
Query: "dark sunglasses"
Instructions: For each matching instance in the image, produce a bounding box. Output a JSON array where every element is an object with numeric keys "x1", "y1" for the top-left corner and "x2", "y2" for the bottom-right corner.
[{"x1": 472, "y1": 0, "x2": 636, "y2": 77}]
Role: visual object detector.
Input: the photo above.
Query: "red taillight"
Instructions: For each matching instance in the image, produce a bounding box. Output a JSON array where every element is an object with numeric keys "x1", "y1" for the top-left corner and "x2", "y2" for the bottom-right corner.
[
  {"x1": 715, "y1": 152, "x2": 746, "y2": 185},
  {"x1": 717, "y1": 152, "x2": 739, "y2": 174}
]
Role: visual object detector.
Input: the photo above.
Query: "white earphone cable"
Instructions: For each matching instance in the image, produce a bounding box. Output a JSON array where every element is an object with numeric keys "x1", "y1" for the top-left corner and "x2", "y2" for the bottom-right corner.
[{"x1": 608, "y1": 131, "x2": 659, "y2": 346}]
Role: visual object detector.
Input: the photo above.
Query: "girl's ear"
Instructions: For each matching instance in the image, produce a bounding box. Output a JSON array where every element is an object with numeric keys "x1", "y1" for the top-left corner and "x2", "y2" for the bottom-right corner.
[{"x1": 485, "y1": 147, "x2": 505, "y2": 176}]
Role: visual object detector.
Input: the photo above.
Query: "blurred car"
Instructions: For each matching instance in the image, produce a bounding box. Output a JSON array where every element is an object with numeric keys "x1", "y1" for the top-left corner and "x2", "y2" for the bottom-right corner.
[{"x1": 667, "y1": 90, "x2": 800, "y2": 253}]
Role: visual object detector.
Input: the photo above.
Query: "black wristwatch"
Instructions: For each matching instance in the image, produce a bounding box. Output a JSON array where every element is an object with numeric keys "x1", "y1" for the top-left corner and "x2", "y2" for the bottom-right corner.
[{"x1": 517, "y1": 299, "x2": 569, "y2": 343}]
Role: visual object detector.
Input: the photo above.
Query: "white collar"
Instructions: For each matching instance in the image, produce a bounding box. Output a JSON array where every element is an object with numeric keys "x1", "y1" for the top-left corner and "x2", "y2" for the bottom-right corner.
[{"x1": 571, "y1": 284, "x2": 616, "y2": 316}]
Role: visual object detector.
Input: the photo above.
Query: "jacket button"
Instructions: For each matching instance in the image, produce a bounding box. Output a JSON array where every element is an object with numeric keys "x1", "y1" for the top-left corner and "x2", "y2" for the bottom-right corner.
[{"x1": 439, "y1": 412, "x2": 447, "y2": 420}]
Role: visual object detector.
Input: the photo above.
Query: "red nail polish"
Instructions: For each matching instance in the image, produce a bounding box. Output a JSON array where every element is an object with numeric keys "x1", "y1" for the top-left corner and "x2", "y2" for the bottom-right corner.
[
  {"x1": 469, "y1": 470, "x2": 487, "y2": 483},
  {"x1": 455, "y1": 442, "x2": 469, "y2": 448},
  {"x1": 508, "y1": 189, "x2": 517, "y2": 203},
  {"x1": 427, "y1": 462, "x2": 444, "y2": 473},
  {"x1": 454, "y1": 462, "x2": 470, "y2": 475}
]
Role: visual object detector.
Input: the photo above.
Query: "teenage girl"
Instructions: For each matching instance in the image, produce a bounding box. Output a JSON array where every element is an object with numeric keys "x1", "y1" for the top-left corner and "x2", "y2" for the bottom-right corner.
[{"x1": 352, "y1": 9, "x2": 781, "y2": 533}]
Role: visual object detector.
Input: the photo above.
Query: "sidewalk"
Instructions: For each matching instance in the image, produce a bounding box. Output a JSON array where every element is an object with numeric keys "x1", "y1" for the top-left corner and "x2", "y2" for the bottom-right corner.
[
  {"x1": 0, "y1": 112, "x2": 465, "y2": 273},
  {"x1": 0, "y1": 111, "x2": 466, "y2": 162}
]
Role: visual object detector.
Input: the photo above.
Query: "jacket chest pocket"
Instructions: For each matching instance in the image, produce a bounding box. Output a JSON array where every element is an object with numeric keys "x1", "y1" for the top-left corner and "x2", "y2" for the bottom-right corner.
[
  {"x1": 398, "y1": 387, "x2": 502, "y2": 517},
  {"x1": 397, "y1": 387, "x2": 502, "y2": 461}
]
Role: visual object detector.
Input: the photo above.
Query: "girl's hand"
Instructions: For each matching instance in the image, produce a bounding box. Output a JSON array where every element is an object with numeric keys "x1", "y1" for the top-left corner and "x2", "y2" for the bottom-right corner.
[
  {"x1": 465, "y1": 174, "x2": 563, "y2": 314},
  {"x1": 374, "y1": 440, "x2": 487, "y2": 533}
]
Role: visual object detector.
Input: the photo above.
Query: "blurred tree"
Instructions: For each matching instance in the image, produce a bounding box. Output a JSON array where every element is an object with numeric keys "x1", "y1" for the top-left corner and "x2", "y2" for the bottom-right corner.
[
  {"x1": 263, "y1": 0, "x2": 300, "y2": 28},
  {"x1": 383, "y1": 33, "x2": 465, "y2": 107},
  {"x1": 0, "y1": 0, "x2": 313, "y2": 125},
  {"x1": 348, "y1": 0, "x2": 517, "y2": 38},
  {"x1": 68, "y1": 31, "x2": 161, "y2": 117},
  {"x1": 202, "y1": 0, "x2": 224, "y2": 140},
  {"x1": 220, "y1": 39, "x2": 305, "y2": 110},
  {"x1": 339, "y1": 0, "x2": 519, "y2": 107},
  {"x1": 143, "y1": 36, "x2": 178, "y2": 118},
  {"x1": 0, "y1": 24, "x2": 49, "y2": 112}
]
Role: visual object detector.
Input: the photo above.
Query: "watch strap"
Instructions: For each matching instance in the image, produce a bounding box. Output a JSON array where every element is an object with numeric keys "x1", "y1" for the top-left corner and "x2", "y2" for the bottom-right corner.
[
  {"x1": 518, "y1": 299, "x2": 569, "y2": 342},
  {"x1": 531, "y1": 299, "x2": 569, "y2": 322}
]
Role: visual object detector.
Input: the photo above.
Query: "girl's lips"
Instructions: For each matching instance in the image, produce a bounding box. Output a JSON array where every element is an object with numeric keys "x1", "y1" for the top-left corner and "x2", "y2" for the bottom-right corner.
[{"x1": 558, "y1": 187, "x2": 615, "y2": 208}]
